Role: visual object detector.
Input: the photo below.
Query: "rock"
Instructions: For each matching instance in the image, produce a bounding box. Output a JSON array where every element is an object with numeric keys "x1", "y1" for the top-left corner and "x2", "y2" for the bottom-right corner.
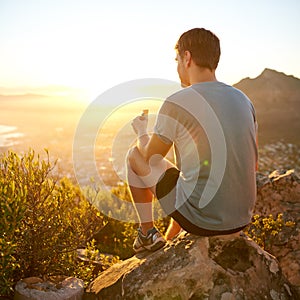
[
  {"x1": 255, "y1": 169, "x2": 300, "y2": 293},
  {"x1": 256, "y1": 169, "x2": 300, "y2": 214},
  {"x1": 83, "y1": 169, "x2": 300, "y2": 299},
  {"x1": 84, "y1": 232, "x2": 297, "y2": 299},
  {"x1": 14, "y1": 276, "x2": 84, "y2": 300}
]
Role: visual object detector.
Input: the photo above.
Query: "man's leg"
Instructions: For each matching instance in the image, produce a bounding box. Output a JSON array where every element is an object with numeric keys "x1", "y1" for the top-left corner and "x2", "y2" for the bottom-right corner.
[
  {"x1": 165, "y1": 219, "x2": 182, "y2": 240},
  {"x1": 127, "y1": 181, "x2": 154, "y2": 235},
  {"x1": 127, "y1": 146, "x2": 183, "y2": 252},
  {"x1": 126, "y1": 146, "x2": 168, "y2": 252},
  {"x1": 126, "y1": 146, "x2": 168, "y2": 235}
]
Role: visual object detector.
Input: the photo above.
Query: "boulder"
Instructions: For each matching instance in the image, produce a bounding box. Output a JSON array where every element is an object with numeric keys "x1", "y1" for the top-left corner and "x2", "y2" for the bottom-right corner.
[
  {"x1": 255, "y1": 169, "x2": 300, "y2": 293},
  {"x1": 84, "y1": 170, "x2": 300, "y2": 299},
  {"x1": 84, "y1": 232, "x2": 297, "y2": 299},
  {"x1": 14, "y1": 276, "x2": 84, "y2": 300}
]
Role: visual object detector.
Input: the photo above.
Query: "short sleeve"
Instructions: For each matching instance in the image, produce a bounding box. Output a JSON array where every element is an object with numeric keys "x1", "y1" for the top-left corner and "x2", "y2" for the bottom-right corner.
[{"x1": 154, "y1": 100, "x2": 178, "y2": 144}]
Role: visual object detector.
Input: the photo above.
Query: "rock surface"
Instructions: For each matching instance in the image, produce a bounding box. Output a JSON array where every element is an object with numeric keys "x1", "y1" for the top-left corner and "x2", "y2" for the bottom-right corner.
[
  {"x1": 254, "y1": 170, "x2": 300, "y2": 293},
  {"x1": 14, "y1": 276, "x2": 84, "y2": 300},
  {"x1": 84, "y1": 232, "x2": 296, "y2": 299},
  {"x1": 84, "y1": 170, "x2": 300, "y2": 299}
]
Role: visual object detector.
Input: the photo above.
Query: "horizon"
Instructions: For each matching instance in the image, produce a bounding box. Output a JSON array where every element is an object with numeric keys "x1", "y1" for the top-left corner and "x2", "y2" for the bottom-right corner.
[
  {"x1": 0, "y1": 62, "x2": 299, "y2": 186},
  {"x1": 0, "y1": 67, "x2": 297, "y2": 102}
]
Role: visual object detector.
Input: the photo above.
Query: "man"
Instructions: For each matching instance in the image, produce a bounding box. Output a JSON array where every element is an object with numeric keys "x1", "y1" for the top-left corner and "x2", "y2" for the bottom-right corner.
[{"x1": 127, "y1": 28, "x2": 258, "y2": 253}]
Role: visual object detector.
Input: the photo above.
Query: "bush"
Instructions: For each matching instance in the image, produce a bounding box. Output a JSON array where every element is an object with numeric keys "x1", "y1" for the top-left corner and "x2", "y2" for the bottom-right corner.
[
  {"x1": 7, "y1": 149, "x2": 296, "y2": 297},
  {"x1": 0, "y1": 152, "x2": 26, "y2": 295},
  {"x1": 244, "y1": 213, "x2": 295, "y2": 251},
  {"x1": 0, "y1": 150, "x2": 106, "y2": 297},
  {"x1": 85, "y1": 182, "x2": 170, "y2": 259}
]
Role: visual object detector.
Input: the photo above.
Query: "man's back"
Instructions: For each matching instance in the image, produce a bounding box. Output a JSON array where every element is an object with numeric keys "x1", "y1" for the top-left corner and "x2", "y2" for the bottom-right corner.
[{"x1": 154, "y1": 81, "x2": 258, "y2": 231}]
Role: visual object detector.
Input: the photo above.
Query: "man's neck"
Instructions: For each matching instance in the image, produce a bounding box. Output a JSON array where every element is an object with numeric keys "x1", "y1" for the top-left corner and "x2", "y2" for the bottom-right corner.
[{"x1": 189, "y1": 67, "x2": 217, "y2": 85}]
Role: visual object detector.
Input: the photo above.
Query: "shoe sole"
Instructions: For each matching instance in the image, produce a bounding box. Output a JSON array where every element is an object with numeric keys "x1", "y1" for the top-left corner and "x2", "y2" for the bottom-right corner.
[
  {"x1": 146, "y1": 240, "x2": 166, "y2": 251},
  {"x1": 134, "y1": 238, "x2": 166, "y2": 253}
]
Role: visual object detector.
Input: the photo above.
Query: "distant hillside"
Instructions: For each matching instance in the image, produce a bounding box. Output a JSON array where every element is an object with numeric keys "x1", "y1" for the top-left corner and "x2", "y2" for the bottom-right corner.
[
  {"x1": 0, "y1": 93, "x2": 86, "y2": 112},
  {"x1": 234, "y1": 69, "x2": 300, "y2": 145},
  {"x1": 0, "y1": 93, "x2": 49, "y2": 100}
]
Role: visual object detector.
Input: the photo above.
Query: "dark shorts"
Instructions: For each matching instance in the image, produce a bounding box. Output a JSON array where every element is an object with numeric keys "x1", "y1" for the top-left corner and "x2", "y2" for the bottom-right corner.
[{"x1": 156, "y1": 167, "x2": 246, "y2": 236}]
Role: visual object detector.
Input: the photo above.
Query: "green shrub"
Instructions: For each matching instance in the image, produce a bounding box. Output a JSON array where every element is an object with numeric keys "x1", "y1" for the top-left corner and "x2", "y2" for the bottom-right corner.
[
  {"x1": 0, "y1": 150, "x2": 107, "y2": 297},
  {"x1": 85, "y1": 182, "x2": 170, "y2": 259},
  {"x1": 0, "y1": 152, "x2": 26, "y2": 295},
  {"x1": 6, "y1": 148, "x2": 296, "y2": 297},
  {"x1": 244, "y1": 213, "x2": 295, "y2": 251}
]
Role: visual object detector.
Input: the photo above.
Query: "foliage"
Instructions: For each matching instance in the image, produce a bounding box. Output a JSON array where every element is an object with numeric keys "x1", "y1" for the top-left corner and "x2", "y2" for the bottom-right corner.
[
  {"x1": 0, "y1": 152, "x2": 26, "y2": 295},
  {"x1": 0, "y1": 150, "x2": 107, "y2": 297},
  {"x1": 74, "y1": 239, "x2": 120, "y2": 286},
  {"x1": 244, "y1": 213, "x2": 295, "y2": 251},
  {"x1": 5, "y1": 148, "x2": 297, "y2": 297},
  {"x1": 85, "y1": 182, "x2": 170, "y2": 259}
]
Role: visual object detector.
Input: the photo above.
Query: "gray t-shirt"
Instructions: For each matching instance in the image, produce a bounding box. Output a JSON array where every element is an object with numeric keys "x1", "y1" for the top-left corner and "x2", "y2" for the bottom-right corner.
[{"x1": 154, "y1": 81, "x2": 258, "y2": 231}]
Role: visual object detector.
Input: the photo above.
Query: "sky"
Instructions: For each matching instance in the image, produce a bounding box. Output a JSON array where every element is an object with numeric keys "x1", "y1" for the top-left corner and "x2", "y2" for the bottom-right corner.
[{"x1": 0, "y1": 0, "x2": 299, "y2": 100}]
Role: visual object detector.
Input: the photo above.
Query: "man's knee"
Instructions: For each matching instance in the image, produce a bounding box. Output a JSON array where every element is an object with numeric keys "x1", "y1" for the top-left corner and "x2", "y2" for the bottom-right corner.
[{"x1": 126, "y1": 146, "x2": 140, "y2": 167}]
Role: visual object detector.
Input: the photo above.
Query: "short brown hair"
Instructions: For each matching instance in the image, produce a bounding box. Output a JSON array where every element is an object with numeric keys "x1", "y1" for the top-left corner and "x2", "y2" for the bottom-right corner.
[{"x1": 175, "y1": 28, "x2": 220, "y2": 70}]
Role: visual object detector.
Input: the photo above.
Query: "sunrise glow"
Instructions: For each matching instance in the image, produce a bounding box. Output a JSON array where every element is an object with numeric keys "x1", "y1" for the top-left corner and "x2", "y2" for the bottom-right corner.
[{"x1": 0, "y1": 0, "x2": 299, "y2": 101}]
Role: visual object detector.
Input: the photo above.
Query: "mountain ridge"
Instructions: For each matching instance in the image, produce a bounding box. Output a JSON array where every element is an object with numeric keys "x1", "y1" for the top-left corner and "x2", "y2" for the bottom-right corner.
[
  {"x1": 235, "y1": 68, "x2": 299, "y2": 84},
  {"x1": 233, "y1": 68, "x2": 300, "y2": 145}
]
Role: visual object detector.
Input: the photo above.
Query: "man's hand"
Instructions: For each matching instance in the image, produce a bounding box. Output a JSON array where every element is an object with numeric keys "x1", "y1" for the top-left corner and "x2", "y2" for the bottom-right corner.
[
  {"x1": 130, "y1": 111, "x2": 172, "y2": 163},
  {"x1": 131, "y1": 114, "x2": 148, "y2": 137}
]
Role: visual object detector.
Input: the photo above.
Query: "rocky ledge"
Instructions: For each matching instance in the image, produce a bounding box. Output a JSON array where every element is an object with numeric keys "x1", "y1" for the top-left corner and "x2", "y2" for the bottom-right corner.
[
  {"x1": 255, "y1": 169, "x2": 300, "y2": 293},
  {"x1": 84, "y1": 232, "x2": 296, "y2": 299},
  {"x1": 84, "y1": 170, "x2": 300, "y2": 300}
]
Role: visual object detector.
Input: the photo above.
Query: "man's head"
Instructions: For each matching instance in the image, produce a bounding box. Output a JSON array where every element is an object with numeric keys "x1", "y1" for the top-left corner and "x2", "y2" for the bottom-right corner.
[
  {"x1": 175, "y1": 28, "x2": 220, "y2": 86},
  {"x1": 175, "y1": 28, "x2": 220, "y2": 70}
]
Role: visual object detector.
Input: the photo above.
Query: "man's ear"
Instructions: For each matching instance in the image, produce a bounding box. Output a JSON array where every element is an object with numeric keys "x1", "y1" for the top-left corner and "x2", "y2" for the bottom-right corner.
[{"x1": 184, "y1": 50, "x2": 192, "y2": 67}]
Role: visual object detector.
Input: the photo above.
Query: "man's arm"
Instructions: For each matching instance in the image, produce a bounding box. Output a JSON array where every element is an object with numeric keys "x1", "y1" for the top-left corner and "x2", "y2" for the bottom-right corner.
[
  {"x1": 131, "y1": 114, "x2": 172, "y2": 162},
  {"x1": 255, "y1": 121, "x2": 258, "y2": 171},
  {"x1": 137, "y1": 133, "x2": 172, "y2": 163}
]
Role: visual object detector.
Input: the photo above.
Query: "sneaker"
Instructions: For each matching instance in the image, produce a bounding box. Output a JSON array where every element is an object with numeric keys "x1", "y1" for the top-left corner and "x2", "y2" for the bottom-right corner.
[{"x1": 133, "y1": 227, "x2": 166, "y2": 253}]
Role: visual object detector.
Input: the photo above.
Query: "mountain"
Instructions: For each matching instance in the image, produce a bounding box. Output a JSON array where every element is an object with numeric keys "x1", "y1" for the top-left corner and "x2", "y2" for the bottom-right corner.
[{"x1": 234, "y1": 69, "x2": 300, "y2": 145}]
